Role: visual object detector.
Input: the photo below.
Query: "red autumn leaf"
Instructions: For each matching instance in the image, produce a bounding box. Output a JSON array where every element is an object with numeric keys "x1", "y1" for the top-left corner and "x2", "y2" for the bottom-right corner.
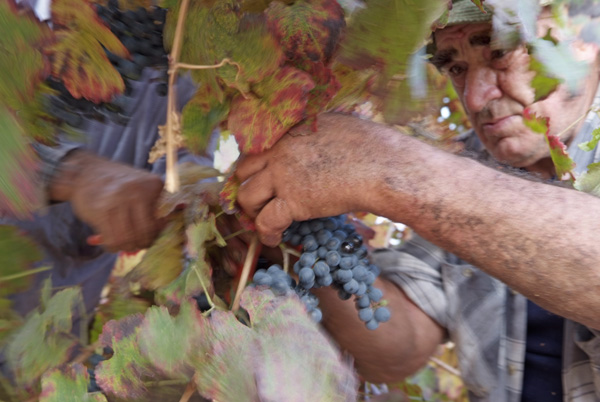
[
  {"x1": 523, "y1": 110, "x2": 575, "y2": 179},
  {"x1": 229, "y1": 66, "x2": 315, "y2": 154},
  {"x1": 45, "y1": 0, "x2": 129, "y2": 103},
  {"x1": 266, "y1": 0, "x2": 345, "y2": 66}
]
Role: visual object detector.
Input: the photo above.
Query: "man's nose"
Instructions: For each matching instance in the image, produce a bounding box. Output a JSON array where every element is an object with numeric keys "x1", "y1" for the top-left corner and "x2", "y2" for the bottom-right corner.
[{"x1": 463, "y1": 67, "x2": 502, "y2": 113}]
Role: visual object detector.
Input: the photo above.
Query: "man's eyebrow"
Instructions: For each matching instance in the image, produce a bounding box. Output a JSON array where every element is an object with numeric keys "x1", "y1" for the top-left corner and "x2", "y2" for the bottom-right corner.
[
  {"x1": 430, "y1": 48, "x2": 457, "y2": 70},
  {"x1": 469, "y1": 33, "x2": 491, "y2": 47}
]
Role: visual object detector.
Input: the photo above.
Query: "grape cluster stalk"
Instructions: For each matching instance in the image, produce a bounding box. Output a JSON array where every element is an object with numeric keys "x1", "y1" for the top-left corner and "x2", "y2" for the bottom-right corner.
[{"x1": 253, "y1": 216, "x2": 391, "y2": 330}]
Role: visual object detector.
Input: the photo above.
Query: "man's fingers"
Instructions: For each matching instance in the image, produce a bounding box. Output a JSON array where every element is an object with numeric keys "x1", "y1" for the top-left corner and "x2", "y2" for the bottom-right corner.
[
  {"x1": 132, "y1": 203, "x2": 160, "y2": 250},
  {"x1": 254, "y1": 197, "x2": 294, "y2": 247},
  {"x1": 237, "y1": 170, "x2": 275, "y2": 219},
  {"x1": 103, "y1": 207, "x2": 137, "y2": 252},
  {"x1": 235, "y1": 153, "x2": 269, "y2": 183}
]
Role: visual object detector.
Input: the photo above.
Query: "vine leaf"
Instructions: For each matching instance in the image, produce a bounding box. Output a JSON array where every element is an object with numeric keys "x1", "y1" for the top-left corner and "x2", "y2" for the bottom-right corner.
[
  {"x1": 266, "y1": 0, "x2": 345, "y2": 67},
  {"x1": 578, "y1": 126, "x2": 600, "y2": 153},
  {"x1": 5, "y1": 286, "x2": 83, "y2": 386},
  {"x1": 127, "y1": 214, "x2": 186, "y2": 290},
  {"x1": 0, "y1": 225, "x2": 43, "y2": 296},
  {"x1": 238, "y1": 287, "x2": 358, "y2": 401},
  {"x1": 0, "y1": 81, "x2": 45, "y2": 217},
  {"x1": 194, "y1": 310, "x2": 258, "y2": 401},
  {"x1": 530, "y1": 37, "x2": 589, "y2": 94},
  {"x1": 337, "y1": 0, "x2": 446, "y2": 123},
  {"x1": 229, "y1": 66, "x2": 315, "y2": 153},
  {"x1": 529, "y1": 57, "x2": 562, "y2": 102},
  {"x1": 164, "y1": 0, "x2": 284, "y2": 95},
  {"x1": 46, "y1": 0, "x2": 129, "y2": 103},
  {"x1": 219, "y1": 175, "x2": 241, "y2": 214},
  {"x1": 574, "y1": 162, "x2": 600, "y2": 197},
  {"x1": 138, "y1": 301, "x2": 210, "y2": 379},
  {"x1": 181, "y1": 87, "x2": 230, "y2": 154},
  {"x1": 40, "y1": 363, "x2": 108, "y2": 402},
  {"x1": 523, "y1": 110, "x2": 575, "y2": 179},
  {"x1": 96, "y1": 314, "x2": 153, "y2": 399},
  {"x1": 0, "y1": 0, "x2": 51, "y2": 111}
]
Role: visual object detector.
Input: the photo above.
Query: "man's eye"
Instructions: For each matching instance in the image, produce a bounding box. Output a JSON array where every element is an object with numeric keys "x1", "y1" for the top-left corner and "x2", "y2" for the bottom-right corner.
[
  {"x1": 448, "y1": 65, "x2": 465, "y2": 76},
  {"x1": 491, "y1": 49, "x2": 508, "y2": 59}
]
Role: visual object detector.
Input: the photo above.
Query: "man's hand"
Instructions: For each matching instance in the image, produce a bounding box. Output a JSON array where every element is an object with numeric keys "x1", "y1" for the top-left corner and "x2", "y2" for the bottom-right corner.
[
  {"x1": 49, "y1": 150, "x2": 165, "y2": 252},
  {"x1": 236, "y1": 113, "x2": 397, "y2": 246}
]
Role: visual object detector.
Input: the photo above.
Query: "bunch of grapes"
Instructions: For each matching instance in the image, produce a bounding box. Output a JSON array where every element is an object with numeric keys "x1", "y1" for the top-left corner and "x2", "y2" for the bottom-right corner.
[
  {"x1": 254, "y1": 216, "x2": 390, "y2": 330},
  {"x1": 253, "y1": 264, "x2": 323, "y2": 323},
  {"x1": 45, "y1": 0, "x2": 169, "y2": 128}
]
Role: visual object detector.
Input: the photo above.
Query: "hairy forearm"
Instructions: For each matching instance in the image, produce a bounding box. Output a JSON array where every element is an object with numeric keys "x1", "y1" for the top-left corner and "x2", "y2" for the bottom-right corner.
[
  {"x1": 314, "y1": 279, "x2": 443, "y2": 383},
  {"x1": 370, "y1": 132, "x2": 600, "y2": 328}
]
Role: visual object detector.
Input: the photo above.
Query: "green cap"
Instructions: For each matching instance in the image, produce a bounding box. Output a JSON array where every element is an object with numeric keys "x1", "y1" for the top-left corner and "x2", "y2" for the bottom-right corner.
[{"x1": 446, "y1": 0, "x2": 493, "y2": 26}]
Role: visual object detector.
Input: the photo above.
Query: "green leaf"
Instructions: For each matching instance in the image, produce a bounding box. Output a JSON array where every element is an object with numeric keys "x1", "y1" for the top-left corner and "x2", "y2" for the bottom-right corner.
[
  {"x1": 530, "y1": 37, "x2": 589, "y2": 93},
  {"x1": 138, "y1": 300, "x2": 211, "y2": 378},
  {"x1": 127, "y1": 215, "x2": 185, "y2": 290},
  {"x1": 229, "y1": 66, "x2": 315, "y2": 153},
  {"x1": 181, "y1": 87, "x2": 230, "y2": 154},
  {"x1": 339, "y1": 0, "x2": 446, "y2": 79},
  {"x1": 165, "y1": 0, "x2": 284, "y2": 94},
  {"x1": 239, "y1": 287, "x2": 358, "y2": 401},
  {"x1": 0, "y1": 225, "x2": 43, "y2": 295},
  {"x1": 90, "y1": 292, "x2": 150, "y2": 344},
  {"x1": 337, "y1": 0, "x2": 446, "y2": 122},
  {"x1": 528, "y1": 56, "x2": 562, "y2": 102},
  {"x1": 522, "y1": 109, "x2": 549, "y2": 134},
  {"x1": 0, "y1": 109, "x2": 43, "y2": 217},
  {"x1": 0, "y1": 0, "x2": 51, "y2": 111},
  {"x1": 545, "y1": 134, "x2": 576, "y2": 179},
  {"x1": 5, "y1": 287, "x2": 83, "y2": 386},
  {"x1": 96, "y1": 314, "x2": 153, "y2": 399},
  {"x1": 46, "y1": 0, "x2": 129, "y2": 102},
  {"x1": 578, "y1": 126, "x2": 600, "y2": 152},
  {"x1": 266, "y1": 0, "x2": 345, "y2": 66},
  {"x1": 194, "y1": 311, "x2": 259, "y2": 401},
  {"x1": 40, "y1": 363, "x2": 107, "y2": 402},
  {"x1": 574, "y1": 162, "x2": 600, "y2": 196}
]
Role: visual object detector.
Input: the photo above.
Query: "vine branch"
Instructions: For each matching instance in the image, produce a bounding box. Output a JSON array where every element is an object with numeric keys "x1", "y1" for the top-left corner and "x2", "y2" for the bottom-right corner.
[
  {"x1": 178, "y1": 380, "x2": 197, "y2": 402},
  {"x1": 231, "y1": 234, "x2": 259, "y2": 311}
]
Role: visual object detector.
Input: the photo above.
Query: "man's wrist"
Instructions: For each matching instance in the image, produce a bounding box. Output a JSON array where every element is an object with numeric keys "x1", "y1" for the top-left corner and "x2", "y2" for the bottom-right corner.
[{"x1": 47, "y1": 149, "x2": 92, "y2": 202}]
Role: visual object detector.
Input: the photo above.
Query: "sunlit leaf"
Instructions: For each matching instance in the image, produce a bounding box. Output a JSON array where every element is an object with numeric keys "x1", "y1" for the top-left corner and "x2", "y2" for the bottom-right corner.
[
  {"x1": 194, "y1": 311, "x2": 258, "y2": 401},
  {"x1": 578, "y1": 126, "x2": 600, "y2": 152},
  {"x1": 530, "y1": 37, "x2": 589, "y2": 93},
  {"x1": 337, "y1": 0, "x2": 446, "y2": 123},
  {"x1": 127, "y1": 215, "x2": 185, "y2": 290},
  {"x1": 528, "y1": 57, "x2": 562, "y2": 102},
  {"x1": 40, "y1": 363, "x2": 107, "y2": 402},
  {"x1": 574, "y1": 162, "x2": 600, "y2": 197},
  {"x1": 229, "y1": 66, "x2": 315, "y2": 153},
  {"x1": 46, "y1": 0, "x2": 129, "y2": 103}
]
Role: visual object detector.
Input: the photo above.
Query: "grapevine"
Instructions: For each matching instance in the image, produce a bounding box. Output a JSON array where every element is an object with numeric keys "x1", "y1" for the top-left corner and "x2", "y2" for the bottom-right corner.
[{"x1": 3, "y1": 0, "x2": 591, "y2": 401}]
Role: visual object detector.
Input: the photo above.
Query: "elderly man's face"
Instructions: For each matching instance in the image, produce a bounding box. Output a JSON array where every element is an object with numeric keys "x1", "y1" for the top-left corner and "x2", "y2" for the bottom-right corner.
[{"x1": 433, "y1": 22, "x2": 596, "y2": 172}]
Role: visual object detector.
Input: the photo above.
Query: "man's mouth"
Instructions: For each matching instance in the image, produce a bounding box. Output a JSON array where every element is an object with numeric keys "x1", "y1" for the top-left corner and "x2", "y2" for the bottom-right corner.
[{"x1": 482, "y1": 115, "x2": 518, "y2": 137}]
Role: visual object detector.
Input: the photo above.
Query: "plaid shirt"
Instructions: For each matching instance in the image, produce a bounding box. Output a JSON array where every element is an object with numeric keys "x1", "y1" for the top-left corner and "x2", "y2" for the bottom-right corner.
[{"x1": 373, "y1": 91, "x2": 600, "y2": 402}]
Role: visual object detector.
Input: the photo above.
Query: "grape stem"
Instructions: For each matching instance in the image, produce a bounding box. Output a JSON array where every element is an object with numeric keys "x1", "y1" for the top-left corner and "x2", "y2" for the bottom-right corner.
[
  {"x1": 178, "y1": 380, "x2": 196, "y2": 402},
  {"x1": 428, "y1": 356, "x2": 462, "y2": 377},
  {"x1": 165, "y1": 0, "x2": 243, "y2": 193},
  {"x1": 231, "y1": 234, "x2": 259, "y2": 311},
  {"x1": 0, "y1": 265, "x2": 51, "y2": 282}
]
